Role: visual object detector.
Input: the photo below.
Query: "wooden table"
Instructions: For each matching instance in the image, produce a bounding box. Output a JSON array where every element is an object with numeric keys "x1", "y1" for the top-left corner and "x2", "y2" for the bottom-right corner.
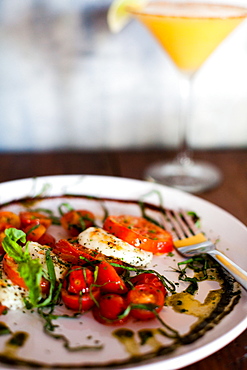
[{"x1": 0, "y1": 148, "x2": 246, "y2": 370}]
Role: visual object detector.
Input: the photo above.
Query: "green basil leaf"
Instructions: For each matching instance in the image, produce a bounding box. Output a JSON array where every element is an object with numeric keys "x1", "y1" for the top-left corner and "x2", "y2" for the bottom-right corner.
[
  {"x1": 2, "y1": 228, "x2": 27, "y2": 262},
  {"x1": 18, "y1": 259, "x2": 42, "y2": 306}
]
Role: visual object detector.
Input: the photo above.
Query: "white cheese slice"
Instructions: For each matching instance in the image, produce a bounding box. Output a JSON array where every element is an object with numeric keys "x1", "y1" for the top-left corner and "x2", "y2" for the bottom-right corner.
[
  {"x1": 78, "y1": 227, "x2": 153, "y2": 267},
  {"x1": 26, "y1": 242, "x2": 69, "y2": 283}
]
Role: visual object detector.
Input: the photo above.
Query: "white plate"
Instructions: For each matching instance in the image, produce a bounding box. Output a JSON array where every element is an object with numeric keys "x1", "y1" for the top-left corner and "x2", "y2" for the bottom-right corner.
[{"x1": 0, "y1": 175, "x2": 246, "y2": 370}]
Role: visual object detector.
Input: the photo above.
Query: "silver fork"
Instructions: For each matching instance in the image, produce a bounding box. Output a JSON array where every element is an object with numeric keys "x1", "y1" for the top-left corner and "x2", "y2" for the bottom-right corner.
[{"x1": 162, "y1": 209, "x2": 247, "y2": 291}]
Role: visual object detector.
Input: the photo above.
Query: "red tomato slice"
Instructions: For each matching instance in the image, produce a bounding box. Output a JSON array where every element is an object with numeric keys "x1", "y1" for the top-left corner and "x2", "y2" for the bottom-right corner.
[
  {"x1": 61, "y1": 287, "x2": 100, "y2": 312},
  {"x1": 60, "y1": 210, "x2": 95, "y2": 236},
  {"x1": 53, "y1": 239, "x2": 99, "y2": 265},
  {"x1": 20, "y1": 211, "x2": 52, "y2": 229},
  {"x1": 92, "y1": 293, "x2": 129, "y2": 325},
  {"x1": 96, "y1": 261, "x2": 128, "y2": 294},
  {"x1": 103, "y1": 215, "x2": 173, "y2": 255},
  {"x1": 53, "y1": 240, "x2": 127, "y2": 274},
  {"x1": 130, "y1": 273, "x2": 167, "y2": 297},
  {"x1": 127, "y1": 283, "x2": 165, "y2": 320}
]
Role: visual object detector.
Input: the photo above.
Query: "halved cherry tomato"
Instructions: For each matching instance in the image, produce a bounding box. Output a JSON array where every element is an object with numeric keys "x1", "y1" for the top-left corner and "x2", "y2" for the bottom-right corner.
[
  {"x1": 0, "y1": 211, "x2": 20, "y2": 229},
  {"x1": 103, "y1": 215, "x2": 173, "y2": 255},
  {"x1": 127, "y1": 283, "x2": 165, "y2": 320},
  {"x1": 60, "y1": 210, "x2": 95, "y2": 236},
  {"x1": 22, "y1": 222, "x2": 46, "y2": 242},
  {"x1": 19, "y1": 211, "x2": 52, "y2": 229},
  {"x1": 61, "y1": 286, "x2": 100, "y2": 312},
  {"x1": 130, "y1": 273, "x2": 167, "y2": 297},
  {"x1": 38, "y1": 232, "x2": 56, "y2": 248},
  {"x1": 40, "y1": 277, "x2": 51, "y2": 296},
  {"x1": 2, "y1": 254, "x2": 50, "y2": 294},
  {"x1": 67, "y1": 266, "x2": 94, "y2": 294},
  {"x1": 96, "y1": 261, "x2": 128, "y2": 294},
  {"x1": 92, "y1": 293, "x2": 129, "y2": 325}
]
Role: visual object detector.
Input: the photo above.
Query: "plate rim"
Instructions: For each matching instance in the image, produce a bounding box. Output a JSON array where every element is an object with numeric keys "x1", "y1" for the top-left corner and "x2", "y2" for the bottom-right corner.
[{"x1": 0, "y1": 174, "x2": 246, "y2": 370}]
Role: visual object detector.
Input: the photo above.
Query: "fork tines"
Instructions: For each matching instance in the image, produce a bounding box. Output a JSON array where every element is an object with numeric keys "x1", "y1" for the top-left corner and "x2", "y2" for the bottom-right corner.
[{"x1": 162, "y1": 209, "x2": 198, "y2": 241}]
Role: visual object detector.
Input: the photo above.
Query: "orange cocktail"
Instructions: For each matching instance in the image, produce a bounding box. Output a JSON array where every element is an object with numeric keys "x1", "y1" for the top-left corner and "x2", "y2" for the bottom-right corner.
[
  {"x1": 126, "y1": 1, "x2": 247, "y2": 192},
  {"x1": 128, "y1": 2, "x2": 247, "y2": 72}
]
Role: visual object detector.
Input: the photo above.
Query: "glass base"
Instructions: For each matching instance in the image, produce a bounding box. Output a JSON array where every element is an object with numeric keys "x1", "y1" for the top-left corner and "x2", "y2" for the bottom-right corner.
[{"x1": 144, "y1": 160, "x2": 222, "y2": 193}]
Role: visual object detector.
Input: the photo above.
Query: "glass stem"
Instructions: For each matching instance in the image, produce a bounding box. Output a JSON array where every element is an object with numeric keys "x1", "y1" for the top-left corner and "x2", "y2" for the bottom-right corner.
[{"x1": 176, "y1": 71, "x2": 195, "y2": 166}]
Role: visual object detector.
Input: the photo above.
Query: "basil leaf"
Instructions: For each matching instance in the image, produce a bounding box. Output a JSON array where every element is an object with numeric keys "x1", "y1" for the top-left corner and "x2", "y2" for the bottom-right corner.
[
  {"x1": 18, "y1": 259, "x2": 42, "y2": 306},
  {"x1": 2, "y1": 228, "x2": 27, "y2": 262},
  {"x1": 38, "y1": 250, "x2": 58, "y2": 307}
]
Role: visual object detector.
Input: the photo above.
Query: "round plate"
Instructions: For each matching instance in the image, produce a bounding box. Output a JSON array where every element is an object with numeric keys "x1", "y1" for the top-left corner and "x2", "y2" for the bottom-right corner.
[{"x1": 0, "y1": 175, "x2": 246, "y2": 370}]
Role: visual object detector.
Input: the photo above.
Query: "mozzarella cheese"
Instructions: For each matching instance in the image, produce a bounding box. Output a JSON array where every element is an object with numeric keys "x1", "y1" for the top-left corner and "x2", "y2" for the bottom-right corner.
[
  {"x1": 78, "y1": 227, "x2": 153, "y2": 267},
  {"x1": 26, "y1": 242, "x2": 68, "y2": 283}
]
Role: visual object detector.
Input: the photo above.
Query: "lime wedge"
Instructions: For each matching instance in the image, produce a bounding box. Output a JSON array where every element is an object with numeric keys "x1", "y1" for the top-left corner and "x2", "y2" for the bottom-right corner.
[{"x1": 107, "y1": 0, "x2": 148, "y2": 33}]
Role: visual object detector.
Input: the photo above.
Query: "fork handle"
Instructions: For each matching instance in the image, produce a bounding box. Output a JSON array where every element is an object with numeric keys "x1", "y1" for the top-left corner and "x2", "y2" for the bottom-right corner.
[{"x1": 208, "y1": 250, "x2": 247, "y2": 291}]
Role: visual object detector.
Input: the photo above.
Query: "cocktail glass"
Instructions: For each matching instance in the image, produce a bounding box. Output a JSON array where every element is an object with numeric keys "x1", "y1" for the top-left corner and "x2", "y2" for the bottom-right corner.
[{"x1": 127, "y1": 1, "x2": 247, "y2": 193}]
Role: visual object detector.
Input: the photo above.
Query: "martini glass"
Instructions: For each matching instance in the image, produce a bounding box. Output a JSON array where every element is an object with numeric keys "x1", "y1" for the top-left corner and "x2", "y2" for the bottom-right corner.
[{"x1": 127, "y1": 1, "x2": 247, "y2": 193}]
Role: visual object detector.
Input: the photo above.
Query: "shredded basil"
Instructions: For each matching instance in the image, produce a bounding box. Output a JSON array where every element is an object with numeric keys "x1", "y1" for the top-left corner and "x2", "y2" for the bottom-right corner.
[
  {"x1": 174, "y1": 256, "x2": 210, "y2": 295},
  {"x1": 58, "y1": 203, "x2": 74, "y2": 216}
]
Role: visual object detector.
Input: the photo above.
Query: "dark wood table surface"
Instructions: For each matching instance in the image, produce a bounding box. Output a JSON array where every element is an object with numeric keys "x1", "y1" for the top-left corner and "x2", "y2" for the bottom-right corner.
[{"x1": 0, "y1": 148, "x2": 246, "y2": 370}]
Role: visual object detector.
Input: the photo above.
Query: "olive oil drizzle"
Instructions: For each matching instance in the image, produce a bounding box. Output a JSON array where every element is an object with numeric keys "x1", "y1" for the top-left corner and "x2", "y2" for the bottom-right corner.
[
  {"x1": 0, "y1": 322, "x2": 11, "y2": 336},
  {"x1": 113, "y1": 259, "x2": 241, "y2": 360}
]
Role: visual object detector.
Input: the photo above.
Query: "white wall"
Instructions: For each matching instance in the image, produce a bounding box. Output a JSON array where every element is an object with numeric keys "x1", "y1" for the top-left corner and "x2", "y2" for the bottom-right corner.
[{"x1": 0, "y1": 0, "x2": 247, "y2": 152}]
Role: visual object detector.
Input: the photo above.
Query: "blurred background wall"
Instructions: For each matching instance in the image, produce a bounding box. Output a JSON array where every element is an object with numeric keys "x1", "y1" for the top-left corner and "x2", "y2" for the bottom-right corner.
[{"x1": 0, "y1": 0, "x2": 247, "y2": 152}]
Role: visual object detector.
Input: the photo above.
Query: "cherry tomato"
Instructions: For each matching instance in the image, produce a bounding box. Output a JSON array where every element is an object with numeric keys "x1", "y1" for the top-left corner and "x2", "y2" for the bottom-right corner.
[
  {"x1": 61, "y1": 264, "x2": 99, "y2": 312},
  {"x1": 103, "y1": 215, "x2": 173, "y2": 255},
  {"x1": 60, "y1": 210, "x2": 95, "y2": 236},
  {"x1": 38, "y1": 232, "x2": 56, "y2": 248},
  {"x1": 61, "y1": 287, "x2": 100, "y2": 312},
  {"x1": 0, "y1": 212, "x2": 20, "y2": 228},
  {"x1": 92, "y1": 294, "x2": 129, "y2": 325},
  {"x1": 130, "y1": 273, "x2": 167, "y2": 296},
  {"x1": 2, "y1": 254, "x2": 50, "y2": 294},
  {"x1": 23, "y1": 222, "x2": 47, "y2": 242},
  {"x1": 127, "y1": 283, "x2": 165, "y2": 320},
  {"x1": 67, "y1": 266, "x2": 94, "y2": 294},
  {"x1": 96, "y1": 261, "x2": 128, "y2": 294},
  {"x1": 40, "y1": 277, "x2": 51, "y2": 296},
  {"x1": 20, "y1": 211, "x2": 52, "y2": 229}
]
